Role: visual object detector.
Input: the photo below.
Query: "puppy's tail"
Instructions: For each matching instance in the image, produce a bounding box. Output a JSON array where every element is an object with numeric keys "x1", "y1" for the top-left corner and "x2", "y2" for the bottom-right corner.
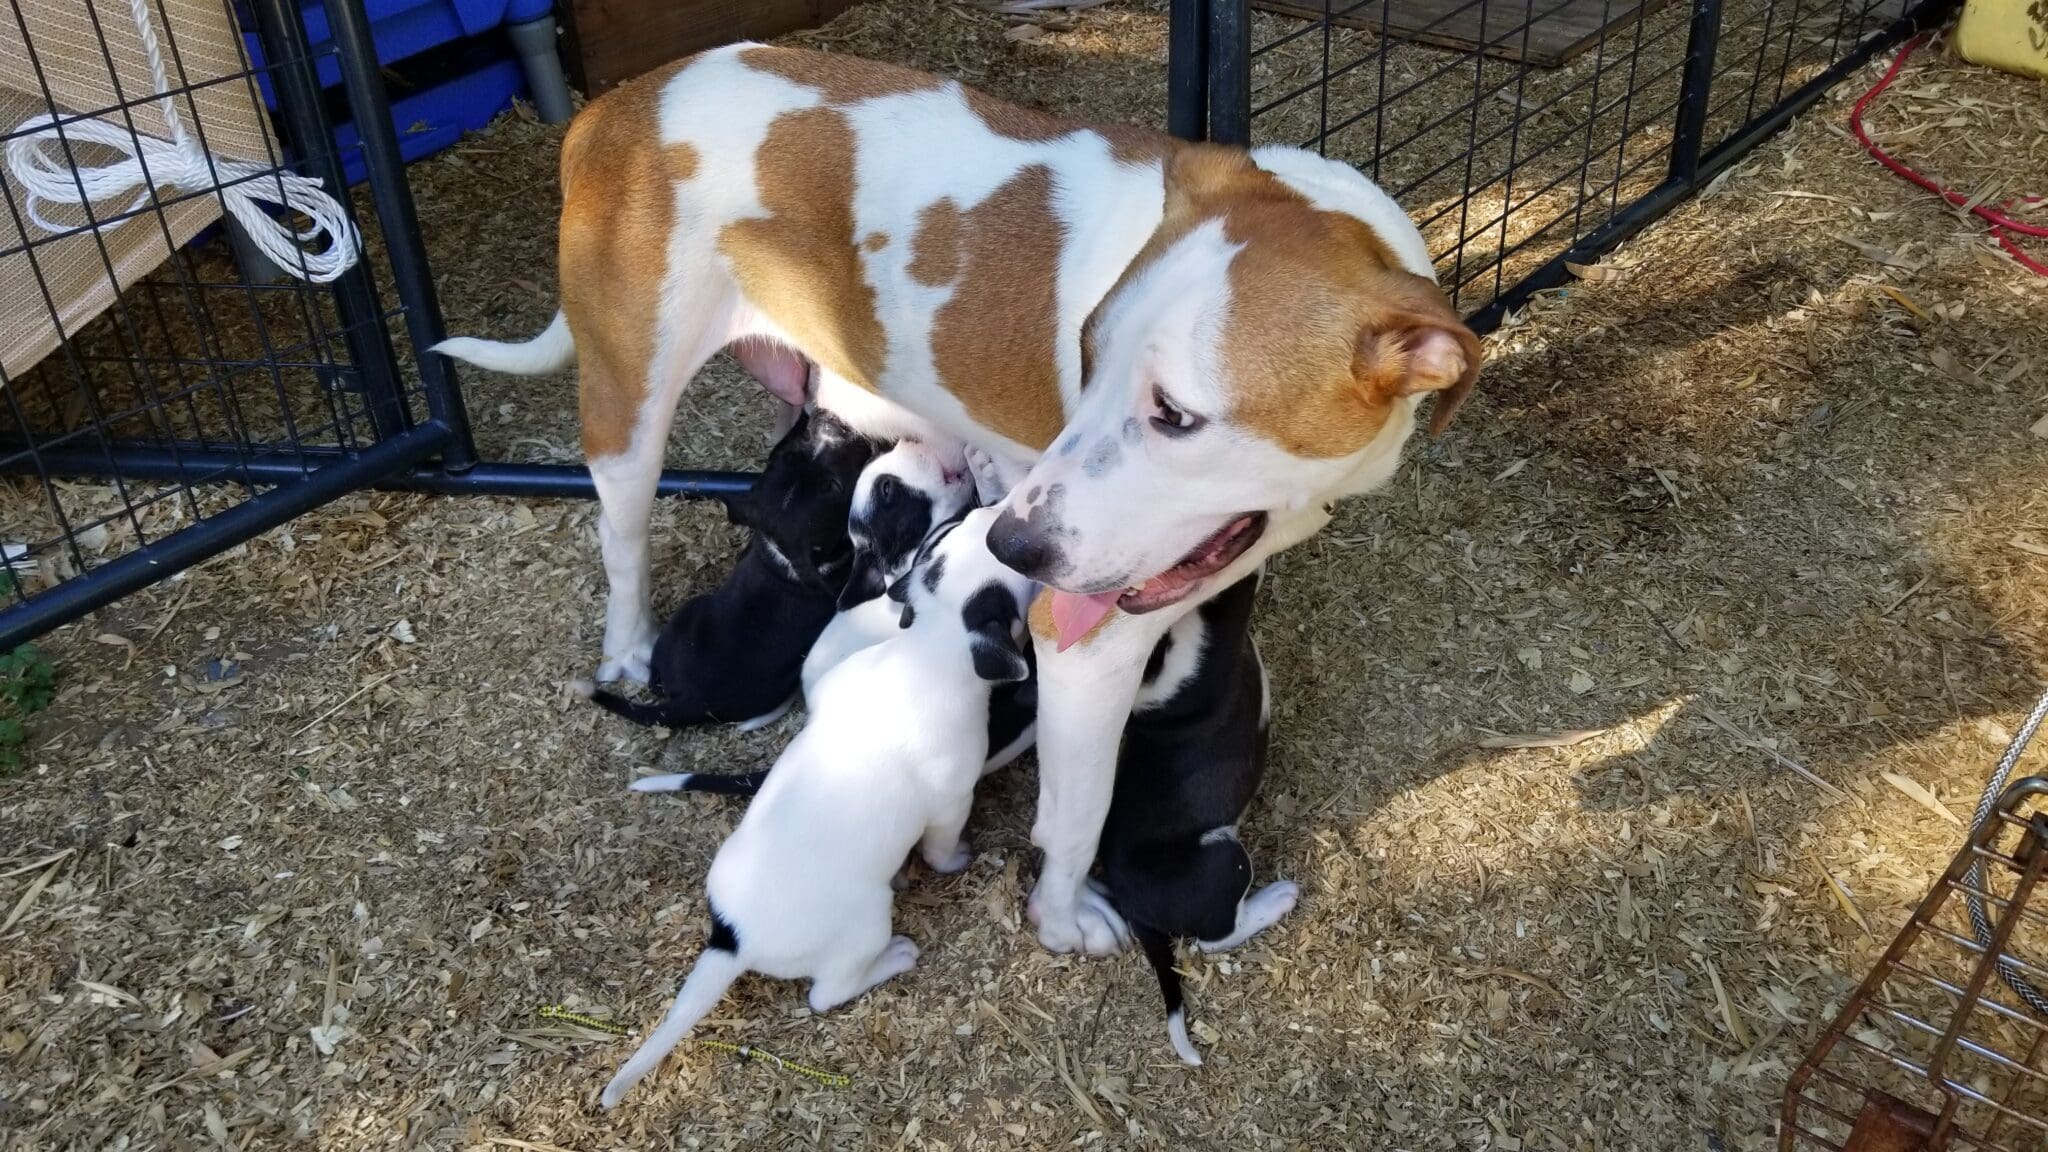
[
  {"x1": 600, "y1": 944, "x2": 744, "y2": 1108},
  {"x1": 629, "y1": 771, "x2": 770, "y2": 798},
  {"x1": 582, "y1": 684, "x2": 676, "y2": 729},
  {"x1": 432, "y1": 310, "x2": 574, "y2": 376},
  {"x1": 1134, "y1": 922, "x2": 1203, "y2": 1066}
]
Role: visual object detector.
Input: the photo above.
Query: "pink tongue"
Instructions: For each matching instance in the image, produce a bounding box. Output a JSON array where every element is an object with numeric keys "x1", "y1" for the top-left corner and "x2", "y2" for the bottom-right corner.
[{"x1": 1049, "y1": 590, "x2": 1121, "y2": 652}]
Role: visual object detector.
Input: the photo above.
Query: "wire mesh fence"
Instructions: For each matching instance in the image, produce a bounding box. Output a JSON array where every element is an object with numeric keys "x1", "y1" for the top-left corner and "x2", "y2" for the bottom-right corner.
[
  {"x1": 0, "y1": 0, "x2": 464, "y2": 649},
  {"x1": 1175, "y1": 0, "x2": 1951, "y2": 331}
]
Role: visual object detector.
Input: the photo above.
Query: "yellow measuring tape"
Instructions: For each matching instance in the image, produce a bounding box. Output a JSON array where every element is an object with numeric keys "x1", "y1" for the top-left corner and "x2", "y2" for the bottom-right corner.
[{"x1": 535, "y1": 1005, "x2": 851, "y2": 1088}]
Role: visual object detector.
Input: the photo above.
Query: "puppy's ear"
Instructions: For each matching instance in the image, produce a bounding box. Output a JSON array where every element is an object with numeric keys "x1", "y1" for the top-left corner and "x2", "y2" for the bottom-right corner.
[
  {"x1": 884, "y1": 572, "x2": 913, "y2": 604},
  {"x1": 719, "y1": 488, "x2": 763, "y2": 532},
  {"x1": 838, "y1": 553, "x2": 887, "y2": 611},
  {"x1": 969, "y1": 622, "x2": 1030, "y2": 683},
  {"x1": 1353, "y1": 273, "x2": 1482, "y2": 436},
  {"x1": 962, "y1": 584, "x2": 1030, "y2": 683}
]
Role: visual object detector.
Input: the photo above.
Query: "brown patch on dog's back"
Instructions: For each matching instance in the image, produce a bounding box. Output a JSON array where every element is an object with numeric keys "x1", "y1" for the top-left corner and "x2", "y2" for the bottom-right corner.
[
  {"x1": 718, "y1": 107, "x2": 888, "y2": 390},
  {"x1": 907, "y1": 200, "x2": 961, "y2": 286},
  {"x1": 963, "y1": 87, "x2": 1179, "y2": 169},
  {"x1": 737, "y1": 45, "x2": 940, "y2": 104},
  {"x1": 557, "y1": 62, "x2": 695, "y2": 460},
  {"x1": 862, "y1": 231, "x2": 890, "y2": 253},
  {"x1": 927, "y1": 166, "x2": 1066, "y2": 450}
]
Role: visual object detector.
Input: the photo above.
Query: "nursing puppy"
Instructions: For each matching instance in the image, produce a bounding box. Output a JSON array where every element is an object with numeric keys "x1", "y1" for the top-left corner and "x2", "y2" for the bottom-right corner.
[
  {"x1": 600, "y1": 508, "x2": 1034, "y2": 1108},
  {"x1": 838, "y1": 439, "x2": 978, "y2": 609},
  {"x1": 1100, "y1": 569, "x2": 1297, "y2": 1065},
  {"x1": 803, "y1": 439, "x2": 981, "y2": 694},
  {"x1": 582, "y1": 409, "x2": 877, "y2": 730},
  {"x1": 634, "y1": 511, "x2": 1035, "y2": 801}
]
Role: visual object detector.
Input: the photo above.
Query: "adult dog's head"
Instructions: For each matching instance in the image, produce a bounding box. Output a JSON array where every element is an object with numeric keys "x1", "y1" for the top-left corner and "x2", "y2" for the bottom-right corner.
[{"x1": 987, "y1": 145, "x2": 1479, "y2": 640}]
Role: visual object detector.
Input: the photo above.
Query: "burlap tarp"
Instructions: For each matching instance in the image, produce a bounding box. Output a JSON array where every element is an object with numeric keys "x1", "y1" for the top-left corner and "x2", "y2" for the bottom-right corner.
[{"x1": 1, "y1": 0, "x2": 278, "y2": 381}]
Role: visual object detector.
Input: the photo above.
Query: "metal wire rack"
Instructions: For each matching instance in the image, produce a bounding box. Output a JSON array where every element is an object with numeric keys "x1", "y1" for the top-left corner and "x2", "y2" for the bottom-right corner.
[{"x1": 1782, "y1": 707, "x2": 2048, "y2": 1152}]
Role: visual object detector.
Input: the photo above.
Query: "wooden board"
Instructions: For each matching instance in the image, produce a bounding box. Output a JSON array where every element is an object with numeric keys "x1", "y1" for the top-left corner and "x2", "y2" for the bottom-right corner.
[
  {"x1": 561, "y1": 0, "x2": 862, "y2": 95},
  {"x1": 1252, "y1": 0, "x2": 1677, "y2": 68}
]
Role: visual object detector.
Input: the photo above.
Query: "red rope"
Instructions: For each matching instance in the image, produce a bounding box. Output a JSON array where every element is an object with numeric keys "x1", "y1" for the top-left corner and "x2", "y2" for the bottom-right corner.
[{"x1": 1848, "y1": 33, "x2": 2048, "y2": 277}]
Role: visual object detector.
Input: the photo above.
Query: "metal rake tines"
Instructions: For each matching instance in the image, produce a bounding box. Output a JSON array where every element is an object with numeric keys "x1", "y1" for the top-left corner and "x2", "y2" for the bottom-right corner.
[{"x1": 1782, "y1": 776, "x2": 2048, "y2": 1152}]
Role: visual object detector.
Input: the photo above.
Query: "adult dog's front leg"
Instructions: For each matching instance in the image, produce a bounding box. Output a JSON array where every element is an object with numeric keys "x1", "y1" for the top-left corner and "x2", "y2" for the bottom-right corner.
[{"x1": 1027, "y1": 605, "x2": 1175, "y2": 954}]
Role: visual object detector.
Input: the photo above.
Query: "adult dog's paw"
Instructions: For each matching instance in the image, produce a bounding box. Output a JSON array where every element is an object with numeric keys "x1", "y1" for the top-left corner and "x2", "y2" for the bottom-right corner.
[
  {"x1": 1029, "y1": 880, "x2": 1130, "y2": 954},
  {"x1": 596, "y1": 645, "x2": 652, "y2": 685}
]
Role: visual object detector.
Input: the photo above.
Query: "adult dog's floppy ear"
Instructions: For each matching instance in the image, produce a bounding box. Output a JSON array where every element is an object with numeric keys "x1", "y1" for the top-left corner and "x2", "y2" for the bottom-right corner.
[
  {"x1": 838, "y1": 552, "x2": 887, "y2": 610},
  {"x1": 1353, "y1": 274, "x2": 1482, "y2": 436}
]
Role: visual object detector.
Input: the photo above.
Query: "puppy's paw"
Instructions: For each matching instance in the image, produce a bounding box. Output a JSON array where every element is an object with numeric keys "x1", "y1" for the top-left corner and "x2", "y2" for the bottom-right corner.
[
  {"x1": 866, "y1": 935, "x2": 920, "y2": 987},
  {"x1": 924, "y1": 842, "x2": 973, "y2": 874},
  {"x1": 963, "y1": 445, "x2": 1012, "y2": 505},
  {"x1": 881, "y1": 935, "x2": 920, "y2": 968}
]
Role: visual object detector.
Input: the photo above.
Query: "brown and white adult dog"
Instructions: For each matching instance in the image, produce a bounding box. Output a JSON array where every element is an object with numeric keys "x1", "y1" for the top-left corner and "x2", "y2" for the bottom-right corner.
[{"x1": 434, "y1": 43, "x2": 1479, "y2": 954}]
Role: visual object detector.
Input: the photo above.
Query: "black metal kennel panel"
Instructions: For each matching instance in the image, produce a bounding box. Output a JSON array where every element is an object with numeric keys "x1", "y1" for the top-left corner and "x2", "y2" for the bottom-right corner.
[
  {"x1": 0, "y1": 0, "x2": 478, "y2": 649},
  {"x1": 1170, "y1": 0, "x2": 1957, "y2": 334}
]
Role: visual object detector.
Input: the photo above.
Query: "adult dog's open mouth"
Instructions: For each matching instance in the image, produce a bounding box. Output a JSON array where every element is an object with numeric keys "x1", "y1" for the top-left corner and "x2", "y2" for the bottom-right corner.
[{"x1": 1047, "y1": 513, "x2": 1267, "y2": 651}]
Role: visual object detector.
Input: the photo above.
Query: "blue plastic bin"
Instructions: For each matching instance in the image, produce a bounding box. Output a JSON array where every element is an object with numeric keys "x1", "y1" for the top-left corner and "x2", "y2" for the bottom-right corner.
[{"x1": 235, "y1": 0, "x2": 561, "y2": 184}]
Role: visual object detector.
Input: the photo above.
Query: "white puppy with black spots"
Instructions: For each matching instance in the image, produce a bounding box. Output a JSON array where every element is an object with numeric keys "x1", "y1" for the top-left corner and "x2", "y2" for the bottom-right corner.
[
  {"x1": 601, "y1": 507, "x2": 1034, "y2": 1108},
  {"x1": 805, "y1": 438, "x2": 979, "y2": 695}
]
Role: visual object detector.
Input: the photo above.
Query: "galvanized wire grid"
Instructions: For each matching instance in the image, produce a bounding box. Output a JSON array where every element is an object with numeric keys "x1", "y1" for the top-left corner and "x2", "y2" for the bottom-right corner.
[
  {"x1": 1240, "y1": 0, "x2": 1934, "y2": 323},
  {"x1": 0, "y1": 0, "x2": 427, "y2": 605},
  {"x1": 1782, "y1": 711, "x2": 2048, "y2": 1152}
]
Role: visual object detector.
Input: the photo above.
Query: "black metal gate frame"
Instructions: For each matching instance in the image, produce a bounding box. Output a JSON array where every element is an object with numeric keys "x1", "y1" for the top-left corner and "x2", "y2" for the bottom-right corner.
[
  {"x1": 1171, "y1": 0, "x2": 1956, "y2": 334},
  {"x1": 0, "y1": 0, "x2": 1955, "y2": 650},
  {"x1": 0, "y1": 0, "x2": 748, "y2": 651}
]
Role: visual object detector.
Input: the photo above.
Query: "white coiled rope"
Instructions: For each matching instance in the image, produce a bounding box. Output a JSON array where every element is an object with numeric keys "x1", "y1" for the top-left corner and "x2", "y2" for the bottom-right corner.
[{"x1": 5, "y1": 0, "x2": 360, "y2": 282}]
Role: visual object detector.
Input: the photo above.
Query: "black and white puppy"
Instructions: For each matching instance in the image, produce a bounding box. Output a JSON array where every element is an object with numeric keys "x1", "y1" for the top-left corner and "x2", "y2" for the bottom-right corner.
[
  {"x1": 634, "y1": 445, "x2": 1028, "y2": 798},
  {"x1": 601, "y1": 508, "x2": 1034, "y2": 1107},
  {"x1": 580, "y1": 409, "x2": 878, "y2": 731},
  {"x1": 1098, "y1": 568, "x2": 1299, "y2": 1066},
  {"x1": 836, "y1": 438, "x2": 977, "y2": 610}
]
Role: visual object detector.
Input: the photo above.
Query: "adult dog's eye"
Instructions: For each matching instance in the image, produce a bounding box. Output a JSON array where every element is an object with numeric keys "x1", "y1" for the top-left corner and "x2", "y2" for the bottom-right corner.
[{"x1": 1150, "y1": 386, "x2": 1203, "y2": 436}]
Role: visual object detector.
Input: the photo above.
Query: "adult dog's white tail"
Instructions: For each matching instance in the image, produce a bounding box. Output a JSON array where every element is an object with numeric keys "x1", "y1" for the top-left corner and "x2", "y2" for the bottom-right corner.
[
  {"x1": 432, "y1": 310, "x2": 574, "y2": 375},
  {"x1": 599, "y1": 947, "x2": 744, "y2": 1108}
]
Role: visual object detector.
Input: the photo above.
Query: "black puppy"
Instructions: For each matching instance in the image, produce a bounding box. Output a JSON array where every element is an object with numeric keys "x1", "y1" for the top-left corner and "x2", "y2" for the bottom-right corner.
[
  {"x1": 581, "y1": 409, "x2": 878, "y2": 730},
  {"x1": 632, "y1": 511, "x2": 1038, "y2": 798},
  {"x1": 1098, "y1": 569, "x2": 1299, "y2": 1066}
]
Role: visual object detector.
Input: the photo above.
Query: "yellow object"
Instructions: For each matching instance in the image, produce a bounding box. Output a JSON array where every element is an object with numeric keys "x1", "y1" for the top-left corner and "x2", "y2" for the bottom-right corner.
[
  {"x1": 696, "y1": 1040, "x2": 852, "y2": 1088},
  {"x1": 1955, "y1": 0, "x2": 2048, "y2": 79},
  {"x1": 537, "y1": 1005, "x2": 630, "y2": 1036}
]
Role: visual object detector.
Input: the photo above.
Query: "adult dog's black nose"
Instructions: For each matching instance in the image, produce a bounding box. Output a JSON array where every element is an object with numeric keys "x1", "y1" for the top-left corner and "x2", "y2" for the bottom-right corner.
[{"x1": 986, "y1": 509, "x2": 1061, "y2": 580}]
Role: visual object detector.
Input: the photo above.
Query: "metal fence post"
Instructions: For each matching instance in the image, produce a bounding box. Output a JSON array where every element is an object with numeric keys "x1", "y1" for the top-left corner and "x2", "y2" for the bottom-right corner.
[
  {"x1": 1667, "y1": 0, "x2": 1724, "y2": 186},
  {"x1": 1168, "y1": 0, "x2": 1210, "y2": 141},
  {"x1": 321, "y1": 0, "x2": 480, "y2": 472},
  {"x1": 1206, "y1": 0, "x2": 1251, "y2": 146},
  {"x1": 245, "y1": 0, "x2": 410, "y2": 442}
]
